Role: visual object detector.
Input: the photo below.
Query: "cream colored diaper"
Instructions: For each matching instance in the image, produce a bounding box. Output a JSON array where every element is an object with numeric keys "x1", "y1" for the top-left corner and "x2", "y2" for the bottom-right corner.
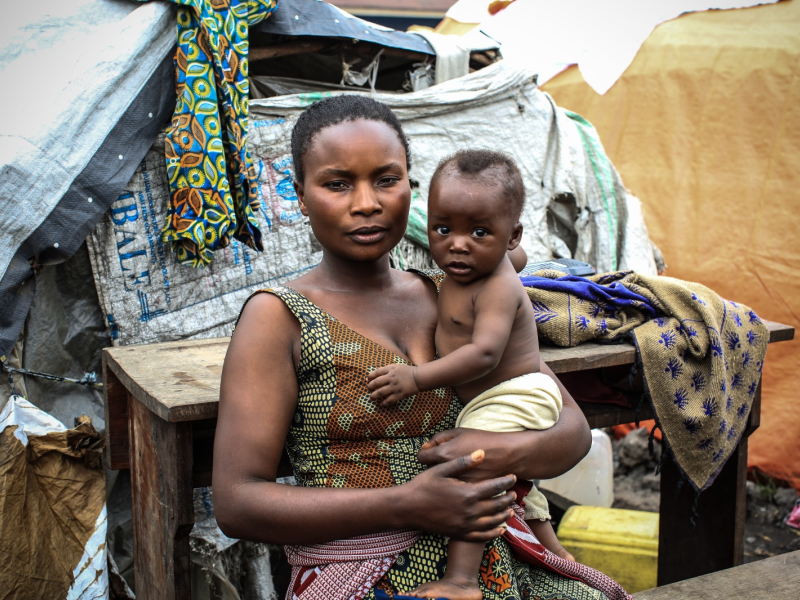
[{"x1": 455, "y1": 371, "x2": 562, "y2": 432}]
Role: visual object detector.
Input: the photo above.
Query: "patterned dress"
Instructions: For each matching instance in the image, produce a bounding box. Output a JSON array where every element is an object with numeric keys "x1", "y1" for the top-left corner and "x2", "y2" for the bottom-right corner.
[{"x1": 252, "y1": 272, "x2": 605, "y2": 600}]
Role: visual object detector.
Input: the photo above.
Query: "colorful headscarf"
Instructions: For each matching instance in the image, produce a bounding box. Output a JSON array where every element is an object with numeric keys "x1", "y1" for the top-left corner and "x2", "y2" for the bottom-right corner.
[{"x1": 139, "y1": 0, "x2": 278, "y2": 267}]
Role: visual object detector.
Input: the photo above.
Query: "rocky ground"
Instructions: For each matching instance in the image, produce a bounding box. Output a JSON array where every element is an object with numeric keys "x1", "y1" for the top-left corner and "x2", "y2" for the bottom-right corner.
[{"x1": 610, "y1": 427, "x2": 800, "y2": 563}]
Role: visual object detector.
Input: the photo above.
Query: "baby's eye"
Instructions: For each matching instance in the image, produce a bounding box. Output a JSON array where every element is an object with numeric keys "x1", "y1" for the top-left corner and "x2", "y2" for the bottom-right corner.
[
  {"x1": 472, "y1": 228, "x2": 489, "y2": 238},
  {"x1": 433, "y1": 225, "x2": 450, "y2": 235}
]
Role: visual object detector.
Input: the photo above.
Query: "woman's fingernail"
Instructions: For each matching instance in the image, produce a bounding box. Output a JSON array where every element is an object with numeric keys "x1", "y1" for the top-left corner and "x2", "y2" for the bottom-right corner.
[{"x1": 471, "y1": 449, "x2": 484, "y2": 460}]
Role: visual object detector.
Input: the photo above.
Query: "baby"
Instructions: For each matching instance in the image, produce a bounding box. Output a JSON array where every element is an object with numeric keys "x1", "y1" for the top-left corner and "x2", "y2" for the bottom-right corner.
[{"x1": 368, "y1": 149, "x2": 573, "y2": 600}]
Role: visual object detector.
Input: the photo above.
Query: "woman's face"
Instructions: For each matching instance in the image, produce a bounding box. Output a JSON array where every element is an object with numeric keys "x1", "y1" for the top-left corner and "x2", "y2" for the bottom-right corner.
[{"x1": 295, "y1": 118, "x2": 411, "y2": 263}]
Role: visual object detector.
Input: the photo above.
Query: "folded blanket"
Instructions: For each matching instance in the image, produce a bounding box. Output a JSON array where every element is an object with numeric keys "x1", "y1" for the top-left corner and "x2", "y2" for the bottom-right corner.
[{"x1": 521, "y1": 270, "x2": 769, "y2": 491}]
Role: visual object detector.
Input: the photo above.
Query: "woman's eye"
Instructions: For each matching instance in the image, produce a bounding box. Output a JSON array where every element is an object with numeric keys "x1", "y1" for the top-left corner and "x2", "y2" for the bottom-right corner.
[
  {"x1": 433, "y1": 226, "x2": 450, "y2": 235},
  {"x1": 324, "y1": 181, "x2": 348, "y2": 191},
  {"x1": 378, "y1": 176, "x2": 399, "y2": 186},
  {"x1": 472, "y1": 228, "x2": 489, "y2": 238}
]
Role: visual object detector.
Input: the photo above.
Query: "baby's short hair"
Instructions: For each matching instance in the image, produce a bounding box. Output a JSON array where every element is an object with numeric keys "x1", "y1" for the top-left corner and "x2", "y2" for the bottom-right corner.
[{"x1": 430, "y1": 149, "x2": 525, "y2": 221}]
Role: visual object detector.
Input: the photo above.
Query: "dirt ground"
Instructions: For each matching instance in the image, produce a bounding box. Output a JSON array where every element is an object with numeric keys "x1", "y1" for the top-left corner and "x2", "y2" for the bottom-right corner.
[{"x1": 610, "y1": 428, "x2": 800, "y2": 563}]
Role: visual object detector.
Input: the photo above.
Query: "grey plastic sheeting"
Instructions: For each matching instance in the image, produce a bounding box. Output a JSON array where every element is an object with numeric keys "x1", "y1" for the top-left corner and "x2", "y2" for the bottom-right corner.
[
  {"x1": 0, "y1": 244, "x2": 110, "y2": 431},
  {"x1": 253, "y1": 0, "x2": 434, "y2": 55},
  {"x1": 0, "y1": 0, "x2": 176, "y2": 286},
  {"x1": 0, "y1": 50, "x2": 176, "y2": 360},
  {"x1": 0, "y1": 1, "x2": 177, "y2": 359}
]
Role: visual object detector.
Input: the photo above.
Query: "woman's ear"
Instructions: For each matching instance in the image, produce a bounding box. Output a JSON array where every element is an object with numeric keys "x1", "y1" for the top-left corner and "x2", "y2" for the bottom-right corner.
[
  {"x1": 294, "y1": 180, "x2": 309, "y2": 216},
  {"x1": 507, "y1": 222, "x2": 523, "y2": 251}
]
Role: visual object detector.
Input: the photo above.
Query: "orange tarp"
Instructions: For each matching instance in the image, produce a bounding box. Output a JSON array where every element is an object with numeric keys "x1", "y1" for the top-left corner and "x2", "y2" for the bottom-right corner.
[{"x1": 543, "y1": 0, "x2": 800, "y2": 489}]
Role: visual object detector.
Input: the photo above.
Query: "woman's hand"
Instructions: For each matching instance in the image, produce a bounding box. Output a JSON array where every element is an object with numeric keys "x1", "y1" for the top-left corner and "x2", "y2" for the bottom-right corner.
[
  {"x1": 398, "y1": 449, "x2": 517, "y2": 542},
  {"x1": 417, "y1": 429, "x2": 517, "y2": 483}
]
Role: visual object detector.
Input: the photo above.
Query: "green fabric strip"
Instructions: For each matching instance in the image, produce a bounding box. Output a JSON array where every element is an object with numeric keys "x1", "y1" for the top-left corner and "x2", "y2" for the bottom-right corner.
[
  {"x1": 405, "y1": 189, "x2": 430, "y2": 249},
  {"x1": 565, "y1": 110, "x2": 619, "y2": 270}
]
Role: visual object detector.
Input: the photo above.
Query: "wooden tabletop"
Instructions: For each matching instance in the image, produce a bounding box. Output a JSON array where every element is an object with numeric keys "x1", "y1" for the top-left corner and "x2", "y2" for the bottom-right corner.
[
  {"x1": 103, "y1": 320, "x2": 794, "y2": 423},
  {"x1": 633, "y1": 550, "x2": 800, "y2": 599}
]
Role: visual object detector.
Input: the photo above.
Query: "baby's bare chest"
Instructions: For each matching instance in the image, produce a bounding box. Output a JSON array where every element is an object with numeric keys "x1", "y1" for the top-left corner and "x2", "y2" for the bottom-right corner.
[{"x1": 435, "y1": 285, "x2": 479, "y2": 353}]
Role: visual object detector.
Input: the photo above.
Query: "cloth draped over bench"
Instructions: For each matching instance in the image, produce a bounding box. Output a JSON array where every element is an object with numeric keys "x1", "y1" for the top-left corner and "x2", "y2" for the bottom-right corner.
[{"x1": 521, "y1": 270, "x2": 770, "y2": 491}]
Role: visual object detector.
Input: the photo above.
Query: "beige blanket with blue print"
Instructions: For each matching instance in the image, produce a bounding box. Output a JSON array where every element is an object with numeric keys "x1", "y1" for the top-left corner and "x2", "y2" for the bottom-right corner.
[{"x1": 521, "y1": 270, "x2": 769, "y2": 491}]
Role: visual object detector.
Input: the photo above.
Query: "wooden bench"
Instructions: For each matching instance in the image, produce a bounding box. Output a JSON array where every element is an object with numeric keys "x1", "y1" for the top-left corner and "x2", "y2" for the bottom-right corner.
[
  {"x1": 102, "y1": 320, "x2": 794, "y2": 599},
  {"x1": 633, "y1": 549, "x2": 800, "y2": 599}
]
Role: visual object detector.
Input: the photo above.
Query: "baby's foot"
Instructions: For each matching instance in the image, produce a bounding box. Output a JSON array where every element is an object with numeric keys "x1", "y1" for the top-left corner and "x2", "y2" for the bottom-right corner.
[
  {"x1": 549, "y1": 542, "x2": 575, "y2": 562},
  {"x1": 408, "y1": 578, "x2": 482, "y2": 600}
]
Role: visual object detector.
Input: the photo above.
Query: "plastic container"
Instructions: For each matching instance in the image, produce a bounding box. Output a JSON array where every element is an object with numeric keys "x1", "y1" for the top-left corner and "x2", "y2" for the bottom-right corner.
[
  {"x1": 557, "y1": 505, "x2": 659, "y2": 593},
  {"x1": 538, "y1": 429, "x2": 614, "y2": 507}
]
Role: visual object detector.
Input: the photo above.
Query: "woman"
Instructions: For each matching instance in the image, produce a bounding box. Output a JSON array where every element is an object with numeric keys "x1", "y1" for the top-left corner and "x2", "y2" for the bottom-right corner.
[{"x1": 213, "y1": 96, "x2": 609, "y2": 599}]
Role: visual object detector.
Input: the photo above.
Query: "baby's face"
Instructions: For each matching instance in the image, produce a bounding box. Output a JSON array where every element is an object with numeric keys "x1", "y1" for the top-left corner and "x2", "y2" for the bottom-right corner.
[{"x1": 428, "y1": 175, "x2": 518, "y2": 284}]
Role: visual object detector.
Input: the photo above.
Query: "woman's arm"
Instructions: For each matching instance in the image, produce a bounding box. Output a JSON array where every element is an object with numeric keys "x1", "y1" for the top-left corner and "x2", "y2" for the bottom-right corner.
[
  {"x1": 417, "y1": 358, "x2": 592, "y2": 481},
  {"x1": 212, "y1": 293, "x2": 518, "y2": 545}
]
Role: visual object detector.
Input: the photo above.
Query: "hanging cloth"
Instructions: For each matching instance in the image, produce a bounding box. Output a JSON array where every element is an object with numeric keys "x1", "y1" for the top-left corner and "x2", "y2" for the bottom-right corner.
[{"x1": 138, "y1": 0, "x2": 278, "y2": 267}]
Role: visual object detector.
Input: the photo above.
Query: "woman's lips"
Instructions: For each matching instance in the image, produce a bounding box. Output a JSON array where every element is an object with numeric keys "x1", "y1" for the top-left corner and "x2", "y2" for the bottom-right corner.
[{"x1": 348, "y1": 227, "x2": 387, "y2": 244}]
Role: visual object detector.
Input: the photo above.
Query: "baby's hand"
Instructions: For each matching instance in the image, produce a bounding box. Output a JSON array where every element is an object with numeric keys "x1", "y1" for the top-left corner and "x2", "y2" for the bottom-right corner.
[{"x1": 367, "y1": 364, "x2": 420, "y2": 407}]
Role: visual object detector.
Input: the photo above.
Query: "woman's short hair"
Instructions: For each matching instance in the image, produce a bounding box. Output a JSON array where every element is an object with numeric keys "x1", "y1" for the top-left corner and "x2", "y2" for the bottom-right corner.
[
  {"x1": 291, "y1": 95, "x2": 412, "y2": 183},
  {"x1": 430, "y1": 149, "x2": 526, "y2": 221}
]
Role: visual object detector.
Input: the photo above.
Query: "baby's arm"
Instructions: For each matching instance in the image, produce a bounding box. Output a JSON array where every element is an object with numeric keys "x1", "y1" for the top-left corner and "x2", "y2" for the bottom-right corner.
[{"x1": 368, "y1": 277, "x2": 519, "y2": 406}]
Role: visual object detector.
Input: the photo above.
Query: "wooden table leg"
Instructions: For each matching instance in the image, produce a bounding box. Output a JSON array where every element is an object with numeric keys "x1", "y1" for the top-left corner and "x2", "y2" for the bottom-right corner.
[
  {"x1": 103, "y1": 358, "x2": 130, "y2": 470},
  {"x1": 657, "y1": 383, "x2": 761, "y2": 585},
  {"x1": 128, "y1": 392, "x2": 194, "y2": 598}
]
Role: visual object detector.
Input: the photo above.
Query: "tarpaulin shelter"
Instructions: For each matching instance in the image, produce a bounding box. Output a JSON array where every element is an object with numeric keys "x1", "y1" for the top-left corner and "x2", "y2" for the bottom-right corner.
[
  {"x1": 541, "y1": 0, "x2": 800, "y2": 490},
  {"x1": 0, "y1": 0, "x2": 177, "y2": 373},
  {"x1": 88, "y1": 60, "x2": 661, "y2": 349}
]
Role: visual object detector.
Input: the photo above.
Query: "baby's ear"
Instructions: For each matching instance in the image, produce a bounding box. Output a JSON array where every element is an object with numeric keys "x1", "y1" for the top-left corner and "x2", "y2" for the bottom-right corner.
[{"x1": 507, "y1": 221, "x2": 523, "y2": 250}]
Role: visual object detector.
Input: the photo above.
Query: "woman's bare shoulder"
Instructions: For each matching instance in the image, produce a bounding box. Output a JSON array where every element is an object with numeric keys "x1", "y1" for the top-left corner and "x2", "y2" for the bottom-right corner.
[
  {"x1": 237, "y1": 290, "x2": 297, "y2": 329},
  {"x1": 232, "y1": 291, "x2": 301, "y2": 366},
  {"x1": 398, "y1": 268, "x2": 440, "y2": 296}
]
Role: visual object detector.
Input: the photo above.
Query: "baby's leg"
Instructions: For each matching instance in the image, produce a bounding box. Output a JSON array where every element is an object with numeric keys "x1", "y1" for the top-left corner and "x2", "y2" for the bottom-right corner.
[
  {"x1": 409, "y1": 540, "x2": 484, "y2": 600},
  {"x1": 526, "y1": 519, "x2": 574, "y2": 561}
]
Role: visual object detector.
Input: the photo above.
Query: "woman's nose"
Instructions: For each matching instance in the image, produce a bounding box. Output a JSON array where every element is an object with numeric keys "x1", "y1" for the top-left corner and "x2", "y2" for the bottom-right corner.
[{"x1": 350, "y1": 183, "x2": 382, "y2": 215}]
